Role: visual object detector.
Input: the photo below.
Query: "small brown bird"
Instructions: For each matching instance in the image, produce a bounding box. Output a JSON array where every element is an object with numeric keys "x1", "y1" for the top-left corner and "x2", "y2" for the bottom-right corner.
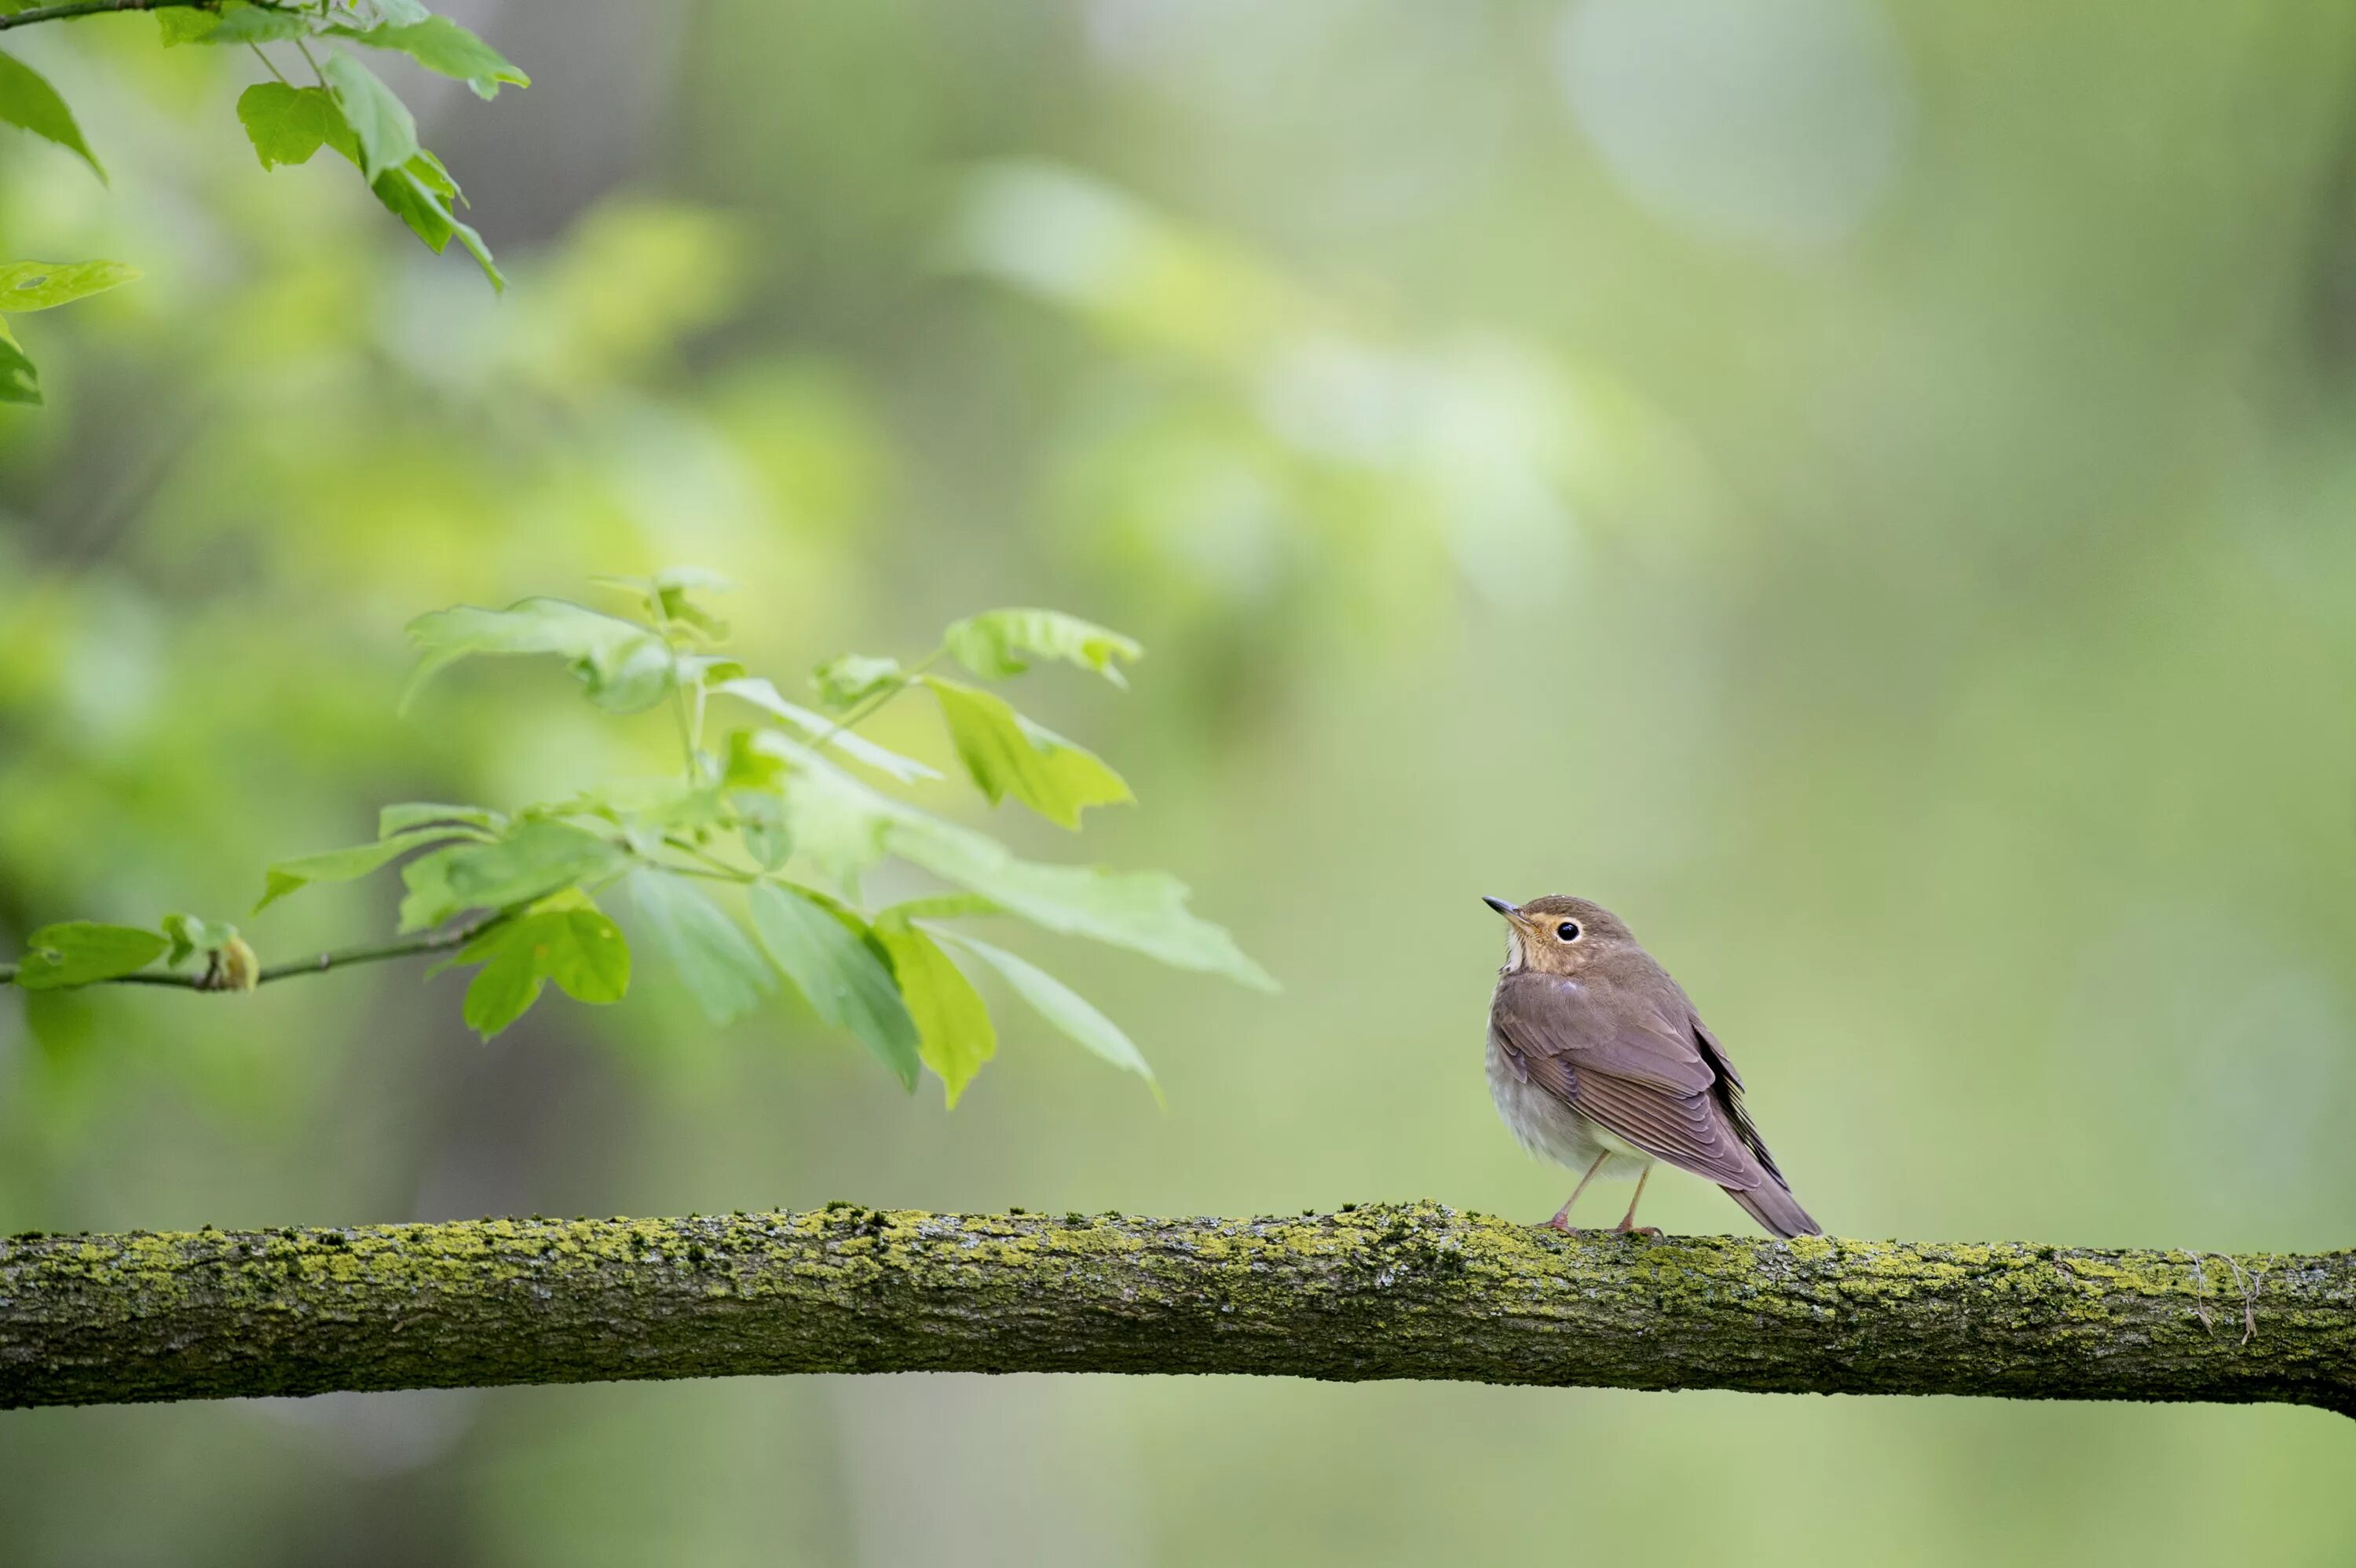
[{"x1": 1484, "y1": 894, "x2": 1820, "y2": 1239}]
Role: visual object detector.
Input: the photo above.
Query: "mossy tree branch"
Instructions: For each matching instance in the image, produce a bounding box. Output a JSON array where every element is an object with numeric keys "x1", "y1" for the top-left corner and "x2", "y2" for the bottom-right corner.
[{"x1": 2, "y1": 1203, "x2": 2350, "y2": 1416}]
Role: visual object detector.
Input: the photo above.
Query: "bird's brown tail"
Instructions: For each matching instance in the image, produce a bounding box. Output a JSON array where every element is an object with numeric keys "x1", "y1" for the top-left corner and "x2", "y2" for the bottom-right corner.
[{"x1": 1725, "y1": 1181, "x2": 1821, "y2": 1239}]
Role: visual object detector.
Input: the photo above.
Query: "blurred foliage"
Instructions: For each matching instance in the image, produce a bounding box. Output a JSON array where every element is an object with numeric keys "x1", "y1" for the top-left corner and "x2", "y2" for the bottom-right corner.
[
  {"x1": 0, "y1": 0, "x2": 527, "y2": 398},
  {"x1": 6, "y1": 0, "x2": 2356, "y2": 1564}
]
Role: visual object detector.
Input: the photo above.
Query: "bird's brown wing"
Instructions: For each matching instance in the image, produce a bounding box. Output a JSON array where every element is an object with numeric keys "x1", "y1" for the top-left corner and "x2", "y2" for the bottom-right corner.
[
  {"x1": 1692, "y1": 1018, "x2": 1788, "y2": 1187},
  {"x1": 1491, "y1": 970, "x2": 1768, "y2": 1189}
]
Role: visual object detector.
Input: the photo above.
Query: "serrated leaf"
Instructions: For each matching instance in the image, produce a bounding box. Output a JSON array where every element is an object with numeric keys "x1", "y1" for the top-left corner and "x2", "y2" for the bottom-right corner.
[
  {"x1": 0, "y1": 260, "x2": 139, "y2": 314},
  {"x1": 320, "y1": 50, "x2": 416, "y2": 181},
  {"x1": 935, "y1": 930, "x2": 1154, "y2": 1089},
  {"x1": 0, "y1": 49, "x2": 102, "y2": 181},
  {"x1": 379, "y1": 802, "x2": 505, "y2": 838},
  {"x1": 872, "y1": 916, "x2": 994, "y2": 1106},
  {"x1": 236, "y1": 82, "x2": 354, "y2": 170},
  {"x1": 810, "y1": 654, "x2": 902, "y2": 711},
  {"x1": 748, "y1": 884, "x2": 920, "y2": 1088},
  {"x1": 718, "y1": 678, "x2": 941, "y2": 783},
  {"x1": 0, "y1": 316, "x2": 36, "y2": 404},
  {"x1": 338, "y1": 16, "x2": 529, "y2": 99},
  {"x1": 924, "y1": 675, "x2": 1132, "y2": 828},
  {"x1": 404, "y1": 598, "x2": 672, "y2": 713},
  {"x1": 627, "y1": 870, "x2": 772, "y2": 1024},
  {"x1": 13, "y1": 923, "x2": 166, "y2": 989},
  {"x1": 943, "y1": 608, "x2": 1140, "y2": 687},
  {"x1": 160, "y1": 912, "x2": 239, "y2": 967},
  {"x1": 396, "y1": 821, "x2": 627, "y2": 933},
  {"x1": 259, "y1": 823, "x2": 477, "y2": 912}
]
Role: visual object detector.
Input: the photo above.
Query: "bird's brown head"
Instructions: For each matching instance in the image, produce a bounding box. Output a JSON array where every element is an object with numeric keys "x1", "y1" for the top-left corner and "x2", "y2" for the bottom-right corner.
[{"x1": 1482, "y1": 894, "x2": 1634, "y2": 975}]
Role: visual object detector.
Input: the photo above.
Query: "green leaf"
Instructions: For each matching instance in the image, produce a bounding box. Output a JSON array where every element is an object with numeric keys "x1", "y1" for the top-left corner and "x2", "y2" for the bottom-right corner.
[
  {"x1": 902, "y1": 840, "x2": 1275, "y2": 991},
  {"x1": 810, "y1": 654, "x2": 902, "y2": 711},
  {"x1": 924, "y1": 675, "x2": 1132, "y2": 828},
  {"x1": 455, "y1": 903, "x2": 630, "y2": 1040},
  {"x1": 159, "y1": 913, "x2": 239, "y2": 967},
  {"x1": 872, "y1": 916, "x2": 995, "y2": 1106},
  {"x1": 461, "y1": 940, "x2": 540, "y2": 1038},
  {"x1": 338, "y1": 16, "x2": 529, "y2": 99},
  {"x1": 716, "y1": 678, "x2": 941, "y2": 783},
  {"x1": 371, "y1": 163, "x2": 506, "y2": 291},
  {"x1": 0, "y1": 49, "x2": 102, "y2": 181},
  {"x1": 13, "y1": 923, "x2": 166, "y2": 990},
  {"x1": 236, "y1": 82, "x2": 355, "y2": 170},
  {"x1": 627, "y1": 871, "x2": 773, "y2": 1024},
  {"x1": 747, "y1": 884, "x2": 921, "y2": 1089},
  {"x1": 404, "y1": 598, "x2": 673, "y2": 714},
  {"x1": 594, "y1": 568, "x2": 730, "y2": 641},
  {"x1": 0, "y1": 260, "x2": 139, "y2": 314},
  {"x1": 201, "y1": 5, "x2": 312, "y2": 44},
  {"x1": 379, "y1": 802, "x2": 505, "y2": 838},
  {"x1": 157, "y1": 9, "x2": 221, "y2": 44},
  {"x1": 734, "y1": 791, "x2": 792, "y2": 871},
  {"x1": 876, "y1": 893, "x2": 1000, "y2": 923},
  {"x1": 259, "y1": 823, "x2": 477, "y2": 912},
  {"x1": 767, "y1": 740, "x2": 1273, "y2": 989},
  {"x1": 319, "y1": 50, "x2": 417, "y2": 181},
  {"x1": 0, "y1": 316, "x2": 37, "y2": 405},
  {"x1": 397, "y1": 821, "x2": 628, "y2": 933},
  {"x1": 935, "y1": 930, "x2": 1154, "y2": 1089},
  {"x1": 943, "y1": 609, "x2": 1141, "y2": 687}
]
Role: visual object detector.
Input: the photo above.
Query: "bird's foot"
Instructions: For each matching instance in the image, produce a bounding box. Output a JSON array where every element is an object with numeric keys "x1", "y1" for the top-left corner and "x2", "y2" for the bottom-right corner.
[
  {"x1": 1545, "y1": 1215, "x2": 1588, "y2": 1234},
  {"x1": 1614, "y1": 1223, "x2": 1663, "y2": 1239}
]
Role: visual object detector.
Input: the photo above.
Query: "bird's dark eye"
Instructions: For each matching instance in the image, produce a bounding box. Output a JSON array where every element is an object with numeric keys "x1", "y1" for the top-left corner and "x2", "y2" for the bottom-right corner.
[{"x1": 1555, "y1": 921, "x2": 1580, "y2": 941}]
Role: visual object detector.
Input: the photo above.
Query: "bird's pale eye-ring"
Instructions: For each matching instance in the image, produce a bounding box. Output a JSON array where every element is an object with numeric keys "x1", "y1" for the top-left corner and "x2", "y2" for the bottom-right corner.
[{"x1": 1555, "y1": 921, "x2": 1580, "y2": 942}]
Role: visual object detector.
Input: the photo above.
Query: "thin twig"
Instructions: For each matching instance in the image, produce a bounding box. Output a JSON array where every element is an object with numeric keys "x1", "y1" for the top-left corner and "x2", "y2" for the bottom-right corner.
[
  {"x1": 3, "y1": 917, "x2": 508, "y2": 994},
  {"x1": 0, "y1": 0, "x2": 207, "y2": 32}
]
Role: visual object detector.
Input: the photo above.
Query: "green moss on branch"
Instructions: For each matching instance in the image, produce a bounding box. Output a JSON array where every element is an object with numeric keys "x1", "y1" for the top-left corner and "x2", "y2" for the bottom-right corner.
[{"x1": 2, "y1": 1204, "x2": 2350, "y2": 1415}]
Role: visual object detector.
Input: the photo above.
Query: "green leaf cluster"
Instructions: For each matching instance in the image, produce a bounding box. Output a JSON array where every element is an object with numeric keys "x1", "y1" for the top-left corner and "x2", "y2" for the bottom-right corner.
[
  {"x1": 0, "y1": 0, "x2": 522, "y2": 371},
  {"x1": 201, "y1": 575, "x2": 1274, "y2": 1098}
]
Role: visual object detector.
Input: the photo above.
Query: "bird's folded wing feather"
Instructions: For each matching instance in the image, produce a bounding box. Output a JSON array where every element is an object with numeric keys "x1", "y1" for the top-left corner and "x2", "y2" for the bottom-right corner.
[{"x1": 1492, "y1": 970, "x2": 1767, "y2": 1187}]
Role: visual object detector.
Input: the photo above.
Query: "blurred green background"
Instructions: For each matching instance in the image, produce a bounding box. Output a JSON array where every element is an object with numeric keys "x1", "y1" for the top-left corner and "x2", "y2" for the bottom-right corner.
[{"x1": 5, "y1": 0, "x2": 2356, "y2": 1561}]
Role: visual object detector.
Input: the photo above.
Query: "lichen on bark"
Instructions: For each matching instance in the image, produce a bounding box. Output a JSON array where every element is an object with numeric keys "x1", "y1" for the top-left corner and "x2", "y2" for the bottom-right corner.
[{"x1": 2, "y1": 1203, "x2": 2350, "y2": 1415}]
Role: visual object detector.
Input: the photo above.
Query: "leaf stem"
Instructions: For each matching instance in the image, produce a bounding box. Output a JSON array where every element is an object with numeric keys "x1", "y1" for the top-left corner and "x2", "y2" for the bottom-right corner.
[
  {"x1": 815, "y1": 645, "x2": 945, "y2": 751},
  {"x1": 670, "y1": 665, "x2": 702, "y2": 785}
]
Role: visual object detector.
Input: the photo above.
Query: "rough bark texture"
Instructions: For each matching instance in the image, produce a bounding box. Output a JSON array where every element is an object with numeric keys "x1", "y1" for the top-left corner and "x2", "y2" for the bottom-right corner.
[{"x1": 2, "y1": 1203, "x2": 2349, "y2": 1415}]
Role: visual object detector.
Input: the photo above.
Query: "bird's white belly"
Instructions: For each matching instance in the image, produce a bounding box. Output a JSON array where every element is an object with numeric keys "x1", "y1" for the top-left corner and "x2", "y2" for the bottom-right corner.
[{"x1": 1487, "y1": 1043, "x2": 1651, "y2": 1178}]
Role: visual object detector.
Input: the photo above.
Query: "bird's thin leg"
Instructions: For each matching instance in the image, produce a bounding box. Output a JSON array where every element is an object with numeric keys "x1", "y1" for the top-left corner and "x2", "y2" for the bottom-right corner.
[
  {"x1": 1613, "y1": 1165, "x2": 1662, "y2": 1238},
  {"x1": 1548, "y1": 1150, "x2": 1614, "y2": 1232}
]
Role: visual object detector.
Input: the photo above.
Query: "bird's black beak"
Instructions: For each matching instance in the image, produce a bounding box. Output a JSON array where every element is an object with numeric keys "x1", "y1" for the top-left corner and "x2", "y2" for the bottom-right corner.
[{"x1": 1482, "y1": 895, "x2": 1517, "y2": 918}]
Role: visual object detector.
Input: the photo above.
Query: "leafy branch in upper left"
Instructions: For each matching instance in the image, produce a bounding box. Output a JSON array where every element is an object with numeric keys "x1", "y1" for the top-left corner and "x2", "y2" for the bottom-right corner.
[{"x1": 0, "y1": 0, "x2": 525, "y2": 403}]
